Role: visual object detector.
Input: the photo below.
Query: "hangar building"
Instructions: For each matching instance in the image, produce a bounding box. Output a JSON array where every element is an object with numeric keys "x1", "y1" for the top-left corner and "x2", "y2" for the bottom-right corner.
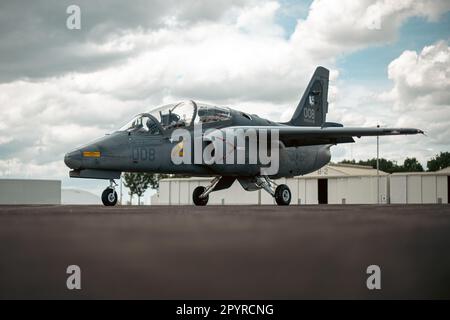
[
  {"x1": 390, "y1": 167, "x2": 449, "y2": 204},
  {"x1": 61, "y1": 189, "x2": 101, "y2": 205},
  {"x1": 152, "y1": 164, "x2": 390, "y2": 205},
  {"x1": 0, "y1": 179, "x2": 61, "y2": 205}
]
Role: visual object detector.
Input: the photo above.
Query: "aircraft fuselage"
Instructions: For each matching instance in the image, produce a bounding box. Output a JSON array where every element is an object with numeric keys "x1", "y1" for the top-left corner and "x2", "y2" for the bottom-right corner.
[{"x1": 64, "y1": 108, "x2": 331, "y2": 179}]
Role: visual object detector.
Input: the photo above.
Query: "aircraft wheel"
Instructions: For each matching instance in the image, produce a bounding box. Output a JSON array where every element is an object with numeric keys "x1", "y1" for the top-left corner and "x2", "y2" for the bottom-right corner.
[
  {"x1": 102, "y1": 188, "x2": 118, "y2": 206},
  {"x1": 193, "y1": 186, "x2": 208, "y2": 206},
  {"x1": 275, "y1": 184, "x2": 291, "y2": 206}
]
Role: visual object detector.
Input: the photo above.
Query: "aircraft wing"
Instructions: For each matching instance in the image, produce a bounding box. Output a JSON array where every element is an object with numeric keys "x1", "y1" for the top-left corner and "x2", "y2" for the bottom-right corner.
[{"x1": 221, "y1": 126, "x2": 424, "y2": 147}]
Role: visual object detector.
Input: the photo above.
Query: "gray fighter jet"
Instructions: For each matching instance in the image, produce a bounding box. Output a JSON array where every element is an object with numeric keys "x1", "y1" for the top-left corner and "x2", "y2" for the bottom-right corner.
[{"x1": 64, "y1": 67, "x2": 423, "y2": 206}]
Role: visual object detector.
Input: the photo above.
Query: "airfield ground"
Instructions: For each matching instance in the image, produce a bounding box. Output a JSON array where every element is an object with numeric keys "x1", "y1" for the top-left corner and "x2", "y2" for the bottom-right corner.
[{"x1": 0, "y1": 204, "x2": 449, "y2": 299}]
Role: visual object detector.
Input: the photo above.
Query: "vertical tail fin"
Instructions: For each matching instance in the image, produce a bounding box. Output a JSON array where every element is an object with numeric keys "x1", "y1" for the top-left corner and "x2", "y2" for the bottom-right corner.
[{"x1": 289, "y1": 66, "x2": 329, "y2": 127}]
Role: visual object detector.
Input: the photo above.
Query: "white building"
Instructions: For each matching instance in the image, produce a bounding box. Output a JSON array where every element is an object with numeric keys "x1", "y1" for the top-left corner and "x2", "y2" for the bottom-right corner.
[
  {"x1": 152, "y1": 164, "x2": 390, "y2": 205},
  {"x1": 0, "y1": 179, "x2": 61, "y2": 205},
  {"x1": 390, "y1": 167, "x2": 449, "y2": 204},
  {"x1": 61, "y1": 189, "x2": 101, "y2": 205}
]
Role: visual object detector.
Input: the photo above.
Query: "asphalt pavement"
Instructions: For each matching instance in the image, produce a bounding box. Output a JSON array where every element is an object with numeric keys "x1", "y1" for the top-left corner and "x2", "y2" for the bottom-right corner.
[{"x1": 0, "y1": 204, "x2": 449, "y2": 299}]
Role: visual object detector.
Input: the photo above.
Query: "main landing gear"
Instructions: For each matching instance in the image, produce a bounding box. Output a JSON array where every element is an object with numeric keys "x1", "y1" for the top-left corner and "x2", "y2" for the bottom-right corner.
[
  {"x1": 192, "y1": 176, "x2": 221, "y2": 206},
  {"x1": 191, "y1": 176, "x2": 292, "y2": 206},
  {"x1": 102, "y1": 179, "x2": 118, "y2": 206},
  {"x1": 256, "y1": 176, "x2": 292, "y2": 206},
  {"x1": 275, "y1": 184, "x2": 292, "y2": 206}
]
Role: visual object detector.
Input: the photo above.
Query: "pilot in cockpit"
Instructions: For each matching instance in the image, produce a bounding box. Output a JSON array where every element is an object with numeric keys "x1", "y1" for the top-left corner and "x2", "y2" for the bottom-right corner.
[{"x1": 146, "y1": 117, "x2": 160, "y2": 134}]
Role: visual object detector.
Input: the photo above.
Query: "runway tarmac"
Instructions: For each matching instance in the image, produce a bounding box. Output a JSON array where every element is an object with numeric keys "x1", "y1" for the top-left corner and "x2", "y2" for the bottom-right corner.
[{"x1": 0, "y1": 204, "x2": 449, "y2": 299}]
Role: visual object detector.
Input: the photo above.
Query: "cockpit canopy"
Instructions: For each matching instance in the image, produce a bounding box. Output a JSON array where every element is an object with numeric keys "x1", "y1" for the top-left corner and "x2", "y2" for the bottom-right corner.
[{"x1": 118, "y1": 101, "x2": 232, "y2": 133}]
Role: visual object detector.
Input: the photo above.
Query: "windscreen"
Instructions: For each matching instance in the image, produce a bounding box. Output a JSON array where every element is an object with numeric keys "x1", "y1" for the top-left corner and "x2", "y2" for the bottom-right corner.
[
  {"x1": 150, "y1": 101, "x2": 196, "y2": 129},
  {"x1": 118, "y1": 101, "x2": 231, "y2": 133},
  {"x1": 118, "y1": 114, "x2": 160, "y2": 134}
]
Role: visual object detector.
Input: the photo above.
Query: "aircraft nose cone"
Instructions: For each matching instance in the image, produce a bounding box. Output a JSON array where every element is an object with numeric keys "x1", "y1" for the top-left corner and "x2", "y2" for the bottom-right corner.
[{"x1": 64, "y1": 150, "x2": 82, "y2": 169}]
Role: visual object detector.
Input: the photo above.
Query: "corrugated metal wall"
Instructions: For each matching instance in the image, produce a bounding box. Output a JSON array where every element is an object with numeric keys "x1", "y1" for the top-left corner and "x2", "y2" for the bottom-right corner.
[
  {"x1": 0, "y1": 179, "x2": 61, "y2": 205},
  {"x1": 156, "y1": 176, "x2": 390, "y2": 205},
  {"x1": 390, "y1": 175, "x2": 448, "y2": 204}
]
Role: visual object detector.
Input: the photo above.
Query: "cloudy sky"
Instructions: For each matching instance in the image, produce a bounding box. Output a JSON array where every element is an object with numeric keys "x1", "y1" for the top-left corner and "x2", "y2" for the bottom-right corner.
[{"x1": 0, "y1": 0, "x2": 449, "y2": 201}]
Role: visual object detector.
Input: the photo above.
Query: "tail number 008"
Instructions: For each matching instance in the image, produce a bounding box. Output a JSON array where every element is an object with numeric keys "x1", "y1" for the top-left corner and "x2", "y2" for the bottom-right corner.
[{"x1": 303, "y1": 107, "x2": 315, "y2": 121}]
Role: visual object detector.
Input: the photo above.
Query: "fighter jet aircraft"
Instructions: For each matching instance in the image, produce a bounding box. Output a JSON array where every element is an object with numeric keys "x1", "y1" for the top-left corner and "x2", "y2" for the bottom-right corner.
[{"x1": 64, "y1": 67, "x2": 423, "y2": 206}]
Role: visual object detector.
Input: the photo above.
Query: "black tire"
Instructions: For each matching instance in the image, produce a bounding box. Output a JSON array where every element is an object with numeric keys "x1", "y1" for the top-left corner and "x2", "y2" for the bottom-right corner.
[
  {"x1": 102, "y1": 188, "x2": 118, "y2": 206},
  {"x1": 275, "y1": 184, "x2": 291, "y2": 206},
  {"x1": 193, "y1": 186, "x2": 208, "y2": 206}
]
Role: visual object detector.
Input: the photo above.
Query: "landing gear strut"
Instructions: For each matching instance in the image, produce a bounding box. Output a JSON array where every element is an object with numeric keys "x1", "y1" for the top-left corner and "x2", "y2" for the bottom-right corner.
[
  {"x1": 257, "y1": 176, "x2": 291, "y2": 206},
  {"x1": 192, "y1": 177, "x2": 221, "y2": 206},
  {"x1": 102, "y1": 179, "x2": 118, "y2": 206}
]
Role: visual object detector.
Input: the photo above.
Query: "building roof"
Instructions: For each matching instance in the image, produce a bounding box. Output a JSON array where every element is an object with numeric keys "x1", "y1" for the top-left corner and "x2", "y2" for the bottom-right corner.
[
  {"x1": 0, "y1": 178, "x2": 61, "y2": 183},
  {"x1": 160, "y1": 163, "x2": 389, "y2": 183},
  {"x1": 438, "y1": 166, "x2": 450, "y2": 174},
  {"x1": 61, "y1": 189, "x2": 100, "y2": 205},
  {"x1": 391, "y1": 169, "x2": 450, "y2": 176},
  {"x1": 304, "y1": 163, "x2": 389, "y2": 177}
]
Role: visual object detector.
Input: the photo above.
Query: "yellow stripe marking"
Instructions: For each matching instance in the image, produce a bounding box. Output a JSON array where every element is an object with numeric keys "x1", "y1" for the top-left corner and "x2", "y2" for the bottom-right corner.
[{"x1": 83, "y1": 151, "x2": 101, "y2": 158}]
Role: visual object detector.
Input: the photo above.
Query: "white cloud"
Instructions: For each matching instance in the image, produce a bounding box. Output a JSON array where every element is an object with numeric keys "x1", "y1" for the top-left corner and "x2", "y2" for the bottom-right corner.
[
  {"x1": 388, "y1": 41, "x2": 450, "y2": 109},
  {"x1": 0, "y1": 0, "x2": 449, "y2": 189},
  {"x1": 387, "y1": 41, "x2": 450, "y2": 147},
  {"x1": 236, "y1": 1, "x2": 284, "y2": 36},
  {"x1": 330, "y1": 40, "x2": 450, "y2": 166},
  {"x1": 291, "y1": 0, "x2": 450, "y2": 57},
  {"x1": 0, "y1": 0, "x2": 257, "y2": 82}
]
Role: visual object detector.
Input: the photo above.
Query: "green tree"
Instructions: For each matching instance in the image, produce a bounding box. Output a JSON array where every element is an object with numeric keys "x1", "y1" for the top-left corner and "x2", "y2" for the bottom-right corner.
[
  {"x1": 340, "y1": 159, "x2": 356, "y2": 165},
  {"x1": 122, "y1": 172, "x2": 173, "y2": 205},
  {"x1": 402, "y1": 157, "x2": 424, "y2": 172},
  {"x1": 147, "y1": 173, "x2": 170, "y2": 189},
  {"x1": 123, "y1": 173, "x2": 151, "y2": 205},
  {"x1": 427, "y1": 152, "x2": 450, "y2": 172},
  {"x1": 341, "y1": 157, "x2": 428, "y2": 173},
  {"x1": 340, "y1": 158, "x2": 400, "y2": 173}
]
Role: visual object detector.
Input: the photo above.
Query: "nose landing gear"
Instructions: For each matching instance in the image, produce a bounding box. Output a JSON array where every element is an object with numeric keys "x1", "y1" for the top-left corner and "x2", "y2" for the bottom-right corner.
[{"x1": 102, "y1": 179, "x2": 118, "y2": 206}]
